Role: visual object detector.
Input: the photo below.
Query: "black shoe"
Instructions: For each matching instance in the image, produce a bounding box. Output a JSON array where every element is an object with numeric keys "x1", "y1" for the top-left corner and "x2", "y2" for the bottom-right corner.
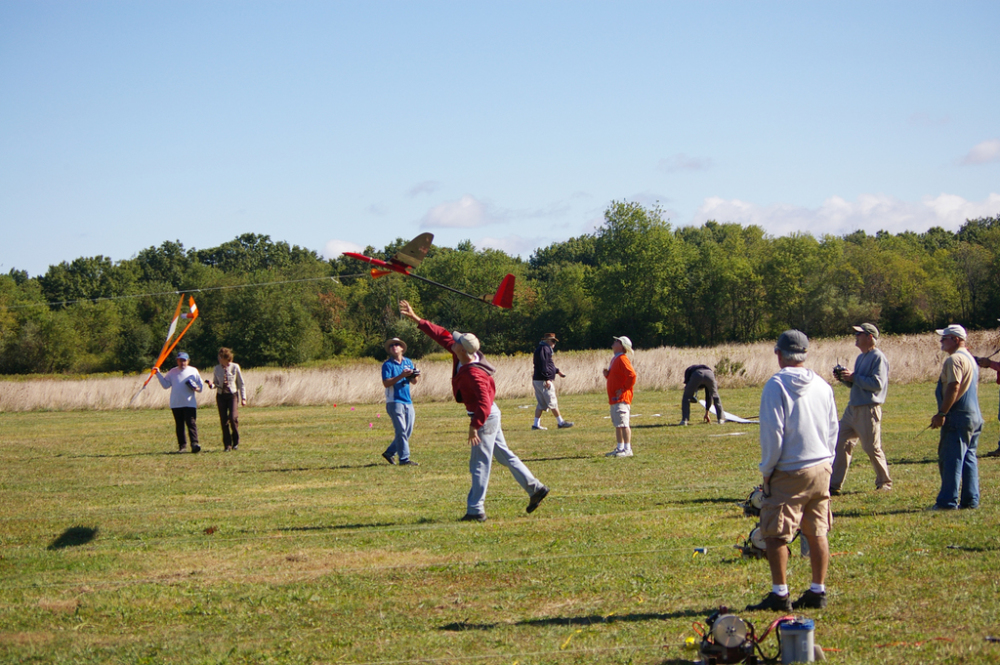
[
  {"x1": 829, "y1": 488, "x2": 841, "y2": 496},
  {"x1": 399, "y1": 459, "x2": 419, "y2": 466},
  {"x1": 746, "y1": 592, "x2": 791, "y2": 612},
  {"x1": 792, "y1": 589, "x2": 827, "y2": 609},
  {"x1": 984, "y1": 447, "x2": 1000, "y2": 458},
  {"x1": 177, "y1": 445, "x2": 188, "y2": 454},
  {"x1": 460, "y1": 513, "x2": 486, "y2": 522},
  {"x1": 382, "y1": 452, "x2": 396, "y2": 465},
  {"x1": 191, "y1": 444, "x2": 201, "y2": 454},
  {"x1": 224, "y1": 446, "x2": 232, "y2": 452},
  {"x1": 557, "y1": 421, "x2": 574, "y2": 429},
  {"x1": 526, "y1": 486, "x2": 549, "y2": 514}
]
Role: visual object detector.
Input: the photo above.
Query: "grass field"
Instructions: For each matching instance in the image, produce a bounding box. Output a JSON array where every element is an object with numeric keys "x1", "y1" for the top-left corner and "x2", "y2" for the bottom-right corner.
[{"x1": 2, "y1": 384, "x2": 999, "y2": 664}]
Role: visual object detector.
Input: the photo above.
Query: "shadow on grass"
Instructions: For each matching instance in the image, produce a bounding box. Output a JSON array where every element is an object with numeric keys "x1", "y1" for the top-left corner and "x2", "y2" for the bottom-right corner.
[
  {"x1": 946, "y1": 544, "x2": 1000, "y2": 552},
  {"x1": 522, "y1": 455, "x2": 593, "y2": 463},
  {"x1": 668, "y1": 496, "x2": 744, "y2": 506},
  {"x1": 64, "y1": 451, "x2": 170, "y2": 459},
  {"x1": 48, "y1": 526, "x2": 98, "y2": 550},
  {"x1": 440, "y1": 607, "x2": 713, "y2": 632},
  {"x1": 889, "y1": 457, "x2": 938, "y2": 465},
  {"x1": 272, "y1": 522, "x2": 400, "y2": 533},
  {"x1": 238, "y1": 463, "x2": 381, "y2": 474},
  {"x1": 833, "y1": 507, "x2": 927, "y2": 518}
]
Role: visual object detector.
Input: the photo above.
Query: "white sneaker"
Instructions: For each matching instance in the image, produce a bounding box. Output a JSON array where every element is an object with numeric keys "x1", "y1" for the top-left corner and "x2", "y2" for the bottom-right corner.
[
  {"x1": 614, "y1": 449, "x2": 634, "y2": 458},
  {"x1": 605, "y1": 448, "x2": 623, "y2": 457},
  {"x1": 532, "y1": 424, "x2": 547, "y2": 430},
  {"x1": 718, "y1": 418, "x2": 727, "y2": 425}
]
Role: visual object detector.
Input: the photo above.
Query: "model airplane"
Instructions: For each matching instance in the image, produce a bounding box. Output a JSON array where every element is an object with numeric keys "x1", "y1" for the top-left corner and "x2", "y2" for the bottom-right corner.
[{"x1": 342, "y1": 233, "x2": 515, "y2": 309}]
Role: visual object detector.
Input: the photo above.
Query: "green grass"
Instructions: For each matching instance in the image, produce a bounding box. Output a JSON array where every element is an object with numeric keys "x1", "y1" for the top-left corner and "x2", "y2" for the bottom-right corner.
[{"x1": 1, "y1": 384, "x2": 999, "y2": 664}]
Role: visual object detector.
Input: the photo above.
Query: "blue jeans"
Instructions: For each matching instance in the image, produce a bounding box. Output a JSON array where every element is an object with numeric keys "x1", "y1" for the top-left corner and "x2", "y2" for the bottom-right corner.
[
  {"x1": 468, "y1": 404, "x2": 545, "y2": 515},
  {"x1": 936, "y1": 423, "x2": 980, "y2": 509},
  {"x1": 384, "y1": 402, "x2": 414, "y2": 462}
]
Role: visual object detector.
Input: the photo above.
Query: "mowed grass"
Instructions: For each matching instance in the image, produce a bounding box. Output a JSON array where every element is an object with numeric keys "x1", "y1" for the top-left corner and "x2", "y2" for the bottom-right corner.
[{"x1": 1, "y1": 384, "x2": 999, "y2": 664}]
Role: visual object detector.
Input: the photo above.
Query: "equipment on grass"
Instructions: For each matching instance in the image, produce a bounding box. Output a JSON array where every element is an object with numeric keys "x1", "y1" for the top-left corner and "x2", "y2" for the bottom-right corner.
[
  {"x1": 737, "y1": 525, "x2": 806, "y2": 559},
  {"x1": 695, "y1": 608, "x2": 820, "y2": 664},
  {"x1": 342, "y1": 233, "x2": 516, "y2": 308},
  {"x1": 741, "y1": 486, "x2": 765, "y2": 517}
]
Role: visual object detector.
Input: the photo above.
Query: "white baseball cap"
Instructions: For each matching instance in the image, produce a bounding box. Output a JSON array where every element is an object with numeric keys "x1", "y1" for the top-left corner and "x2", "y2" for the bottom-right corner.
[
  {"x1": 935, "y1": 324, "x2": 967, "y2": 340},
  {"x1": 613, "y1": 335, "x2": 633, "y2": 353}
]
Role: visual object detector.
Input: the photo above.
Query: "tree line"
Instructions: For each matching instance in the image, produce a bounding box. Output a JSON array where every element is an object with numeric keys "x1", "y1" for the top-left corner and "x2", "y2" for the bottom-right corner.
[{"x1": 2, "y1": 202, "x2": 999, "y2": 374}]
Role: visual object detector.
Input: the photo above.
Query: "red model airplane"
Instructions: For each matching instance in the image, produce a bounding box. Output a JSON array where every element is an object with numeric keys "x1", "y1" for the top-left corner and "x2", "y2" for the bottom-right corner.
[{"x1": 342, "y1": 233, "x2": 515, "y2": 309}]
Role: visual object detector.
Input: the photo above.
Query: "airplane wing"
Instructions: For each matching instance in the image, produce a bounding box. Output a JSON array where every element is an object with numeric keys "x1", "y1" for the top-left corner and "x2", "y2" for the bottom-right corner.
[{"x1": 392, "y1": 233, "x2": 433, "y2": 269}]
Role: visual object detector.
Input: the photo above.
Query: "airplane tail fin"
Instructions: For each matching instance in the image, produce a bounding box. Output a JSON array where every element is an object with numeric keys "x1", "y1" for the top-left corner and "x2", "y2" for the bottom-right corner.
[
  {"x1": 371, "y1": 269, "x2": 393, "y2": 279},
  {"x1": 490, "y1": 274, "x2": 515, "y2": 309}
]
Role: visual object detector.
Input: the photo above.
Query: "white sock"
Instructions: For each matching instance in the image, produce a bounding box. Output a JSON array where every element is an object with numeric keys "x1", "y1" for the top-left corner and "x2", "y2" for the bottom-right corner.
[
  {"x1": 810, "y1": 583, "x2": 825, "y2": 594},
  {"x1": 534, "y1": 418, "x2": 541, "y2": 427},
  {"x1": 557, "y1": 416, "x2": 565, "y2": 424},
  {"x1": 773, "y1": 584, "x2": 789, "y2": 596}
]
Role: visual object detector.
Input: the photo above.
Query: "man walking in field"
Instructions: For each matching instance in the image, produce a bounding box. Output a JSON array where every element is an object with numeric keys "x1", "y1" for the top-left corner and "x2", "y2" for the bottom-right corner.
[
  {"x1": 381, "y1": 337, "x2": 420, "y2": 466},
  {"x1": 829, "y1": 323, "x2": 893, "y2": 494},
  {"x1": 532, "y1": 333, "x2": 573, "y2": 430},
  {"x1": 399, "y1": 300, "x2": 549, "y2": 522},
  {"x1": 928, "y1": 324, "x2": 982, "y2": 510},
  {"x1": 604, "y1": 336, "x2": 636, "y2": 458},
  {"x1": 680, "y1": 364, "x2": 725, "y2": 426},
  {"x1": 747, "y1": 330, "x2": 838, "y2": 612}
]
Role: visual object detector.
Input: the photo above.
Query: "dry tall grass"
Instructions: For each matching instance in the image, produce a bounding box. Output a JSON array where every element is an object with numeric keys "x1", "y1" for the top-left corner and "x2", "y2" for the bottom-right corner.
[{"x1": 2, "y1": 331, "x2": 997, "y2": 412}]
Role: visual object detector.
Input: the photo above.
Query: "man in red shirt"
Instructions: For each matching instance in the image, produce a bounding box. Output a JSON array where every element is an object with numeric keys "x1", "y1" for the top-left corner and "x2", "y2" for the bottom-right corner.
[
  {"x1": 604, "y1": 336, "x2": 637, "y2": 457},
  {"x1": 400, "y1": 300, "x2": 549, "y2": 522}
]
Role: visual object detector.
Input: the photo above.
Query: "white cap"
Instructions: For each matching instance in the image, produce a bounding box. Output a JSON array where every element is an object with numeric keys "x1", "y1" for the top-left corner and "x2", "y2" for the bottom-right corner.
[
  {"x1": 935, "y1": 324, "x2": 967, "y2": 340},
  {"x1": 452, "y1": 331, "x2": 481, "y2": 354},
  {"x1": 613, "y1": 335, "x2": 633, "y2": 353}
]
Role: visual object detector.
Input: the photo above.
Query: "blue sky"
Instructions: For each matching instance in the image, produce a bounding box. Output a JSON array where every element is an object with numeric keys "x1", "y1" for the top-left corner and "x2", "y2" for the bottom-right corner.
[{"x1": 2, "y1": 1, "x2": 998, "y2": 277}]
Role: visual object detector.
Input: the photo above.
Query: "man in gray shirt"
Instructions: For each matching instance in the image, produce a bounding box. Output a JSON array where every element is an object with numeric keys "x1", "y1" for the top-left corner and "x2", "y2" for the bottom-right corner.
[{"x1": 829, "y1": 323, "x2": 892, "y2": 494}]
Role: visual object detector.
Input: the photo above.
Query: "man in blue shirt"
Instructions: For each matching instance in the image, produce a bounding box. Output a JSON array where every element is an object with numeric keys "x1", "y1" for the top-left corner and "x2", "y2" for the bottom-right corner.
[
  {"x1": 829, "y1": 323, "x2": 892, "y2": 494},
  {"x1": 381, "y1": 337, "x2": 420, "y2": 466}
]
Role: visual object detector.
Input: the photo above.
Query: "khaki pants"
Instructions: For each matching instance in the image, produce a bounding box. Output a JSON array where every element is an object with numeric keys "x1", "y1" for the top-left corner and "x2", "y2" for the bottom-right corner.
[{"x1": 830, "y1": 404, "x2": 892, "y2": 491}]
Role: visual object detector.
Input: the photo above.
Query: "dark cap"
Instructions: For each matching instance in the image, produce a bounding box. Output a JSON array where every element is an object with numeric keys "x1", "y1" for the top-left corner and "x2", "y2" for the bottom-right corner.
[
  {"x1": 541, "y1": 333, "x2": 559, "y2": 342},
  {"x1": 852, "y1": 323, "x2": 879, "y2": 339},
  {"x1": 775, "y1": 330, "x2": 808, "y2": 354}
]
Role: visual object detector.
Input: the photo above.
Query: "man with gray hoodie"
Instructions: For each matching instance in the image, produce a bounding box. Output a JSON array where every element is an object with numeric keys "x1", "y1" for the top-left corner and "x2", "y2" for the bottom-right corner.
[{"x1": 747, "y1": 330, "x2": 839, "y2": 612}]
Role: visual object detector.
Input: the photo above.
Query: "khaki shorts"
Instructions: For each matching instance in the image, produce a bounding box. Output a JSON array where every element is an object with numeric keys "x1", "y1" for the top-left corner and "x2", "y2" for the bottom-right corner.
[
  {"x1": 532, "y1": 380, "x2": 559, "y2": 411},
  {"x1": 610, "y1": 402, "x2": 630, "y2": 428},
  {"x1": 760, "y1": 462, "x2": 833, "y2": 542}
]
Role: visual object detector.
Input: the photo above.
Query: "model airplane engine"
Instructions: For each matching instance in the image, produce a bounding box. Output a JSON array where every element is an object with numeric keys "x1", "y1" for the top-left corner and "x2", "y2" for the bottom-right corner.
[{"x1": 699, "y1": 609, "x2": 758, "y2": 664}]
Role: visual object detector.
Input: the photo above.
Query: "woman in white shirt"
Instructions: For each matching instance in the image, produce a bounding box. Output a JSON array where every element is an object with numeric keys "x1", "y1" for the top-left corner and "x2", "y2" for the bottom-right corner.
[{"x1": 153, "y1": 351, "x2": 204, "y2": 453}]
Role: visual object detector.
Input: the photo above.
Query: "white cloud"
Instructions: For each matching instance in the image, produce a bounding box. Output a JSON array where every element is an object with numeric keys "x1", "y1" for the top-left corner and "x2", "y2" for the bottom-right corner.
[
  {"x1": 476, "y1": 234, "x2": 546, "y2": 257},
  {"x1": 407, "y1": 180, "x2": 443, "y2": 197},
  {"x1": 960, "y1": 139, "x2": 1000, "y2": 165},
  {"x1": 322, "y1": 238, "x2": 364, "y2": 260},
  {"x1": 657, "y1": 153, "x2": 713, "y2": 172},
  {"x1": 420, "y1": 195, "x2": 495, "y2": 229},
  {"x1": 692, "y1": 192, "x2": 1000, "y2": 237}
]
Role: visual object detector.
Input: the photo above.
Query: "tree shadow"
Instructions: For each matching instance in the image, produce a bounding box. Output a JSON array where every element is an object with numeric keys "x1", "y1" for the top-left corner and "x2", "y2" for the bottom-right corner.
[
  {"x1": 889, "y1": 457, "x2": 937, "y2": 465},
  {"x1": 65, "y1": 451, "x2": 168, "y2": 459},
  {"x1": 522, "y1": 455, "x2": 593, "y2": 463},
  {"x1": 238, "y1": 463, "x2": 381, "y2": 474},
  {"x1": 48, "y1": 526, "x2": 98, "y2": 550},
  {"x1": 833, "y1": 507, "x2": 927, "y2": 518},
  {"x1": 440, "y1": 607, "x2": 714, "y2": 632},
  {"x1": 275, "y1": 521, "x2": 400, "y2": 533},
  {"x1": 667, "y1": 496, "x2": 744, "y2": 506}
]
